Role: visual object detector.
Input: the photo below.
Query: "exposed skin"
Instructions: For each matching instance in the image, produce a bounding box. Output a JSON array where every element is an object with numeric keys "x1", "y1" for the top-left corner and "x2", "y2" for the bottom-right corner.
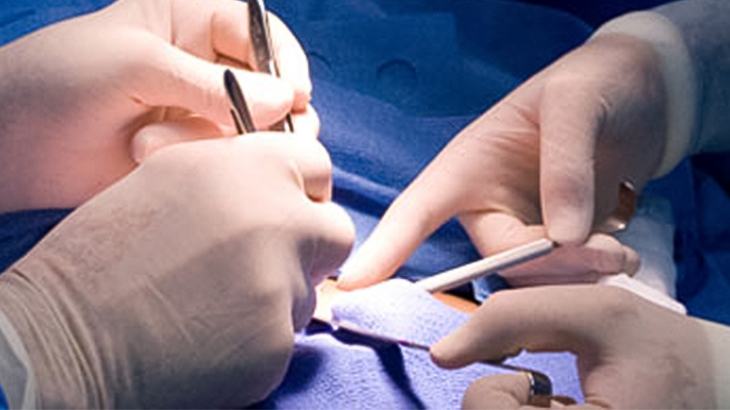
[
  {"x1": 338, "y1": 34, "x2": 667, "y2": 289},
  {"x1": 0, "y1": 0, "x2": 315, "y2": 213}
]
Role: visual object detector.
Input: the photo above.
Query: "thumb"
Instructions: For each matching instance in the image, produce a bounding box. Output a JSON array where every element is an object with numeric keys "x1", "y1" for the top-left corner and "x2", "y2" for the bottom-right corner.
[
  {"x1": 462, "y1": 373, "x2": 583, "y2": 409},
  {"x1": 130, "y1": 39, "x2": 296, "y2": 129},
  {"x1": 430, "y1": 285, "x2": 625, "y2": 369},
  {"x1": 462, "y1": 373, "x2": 533, "y2": 409},
  {"x1": 538, "y1": 82, "x2": 602, "y2": 245}
]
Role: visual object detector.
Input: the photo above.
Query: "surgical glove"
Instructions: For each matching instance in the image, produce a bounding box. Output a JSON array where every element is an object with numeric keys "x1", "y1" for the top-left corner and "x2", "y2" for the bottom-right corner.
[
  {"x1": 0, "y1": 134, "x2": 354, "y2": 408},
  {"x1": 0, "y1": 0, "x2": 313, "y2": 213},
  {"x1": 339, "y1": 34, "x2": 668, "y2": 290},
  {"x1": 431, "y1": 285, "x2": 730, "y2": 409}
]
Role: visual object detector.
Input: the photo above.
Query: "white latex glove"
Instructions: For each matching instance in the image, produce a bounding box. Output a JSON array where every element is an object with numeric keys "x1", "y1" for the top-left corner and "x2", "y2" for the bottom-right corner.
[
  {"x1": 0, "y1": 134, "x2": 354, "y2": 408},
  {"x1": 338, "y1": 34, "x2": 668, "y2": 290},
  {"x1": 0, "y1": 0, "x2": 314, "y2": 213},
  {"x1": 431, "y1": 285, "x2": 730, "y2": 409}
]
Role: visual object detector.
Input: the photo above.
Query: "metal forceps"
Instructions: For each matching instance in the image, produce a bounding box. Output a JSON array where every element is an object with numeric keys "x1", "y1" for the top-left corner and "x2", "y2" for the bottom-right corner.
[
  {"x1": 248, "y1": 0, "x2": 294, "y2": 132},
  {"x1": 223, "y1": 0, "x2": 294, "y2": 134},
  {"x1": 224, "y1": 69, "x2": 255, "y2": 134}
]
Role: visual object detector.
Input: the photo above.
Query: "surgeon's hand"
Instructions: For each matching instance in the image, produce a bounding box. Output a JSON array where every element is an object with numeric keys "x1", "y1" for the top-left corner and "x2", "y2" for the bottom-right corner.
[
  {"x1": 0, "y1": 134, "x2": 354, "y2": 408},
  {"x1": 0, "y1": 0, "x2": 314, "y2": 213},
  {"x1": 338, "y1": 34, "x2": 667, "y2": 289},
  {"x1": 431, "y1": 285, "x2": 719, "y2": 409}
]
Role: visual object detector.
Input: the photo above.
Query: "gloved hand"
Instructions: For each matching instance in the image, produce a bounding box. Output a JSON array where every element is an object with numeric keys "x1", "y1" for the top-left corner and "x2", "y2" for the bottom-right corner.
[
  {"x1": 0, "y1": 134, "x2": 354, "y2": 408},
  {"x1": 0, "y1": 0, "x2": 314, "y2": 213},
  {"x1": 338, "y1": 34, "x2": 668, "y2": 290},
  {"x1": 430, "y1": 285, "x2": 728, "y2": 409}
]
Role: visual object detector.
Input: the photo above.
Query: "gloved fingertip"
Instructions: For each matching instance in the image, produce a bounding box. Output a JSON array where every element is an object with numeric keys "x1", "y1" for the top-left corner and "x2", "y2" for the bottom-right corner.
[
  {"x1": 333, "y1": 276, "x2": 358, "y2": 291},
  {"x1": 429, "y1": 335, "x2": 468, "y2": 369},
  {"x1": 130, "y1": 133, "x2": 155, "y2": 164},
  {"x1": 544, "y1": 201, "x2": 592, "y2": 246},
  {"x1": 334, "y1": 253, "x2": 364, "y2": 290},
  {"x1": 622, "y1": 246, "x2": 642, "y2": 276},
  {"x1": 276, "y1": 41, "x2": 312, "y2": 106},
  {"x1": 130, "y1": 143, "x2": 147, "y2": 164},
  {"x1": 546, "y1": 222, "x2": 588, "y2": 246},
  {"x1": 461, "y1": 373, "x2": 533, "y2": 410},
  {"x1": 335, "y1": 252, "x2": 393, "y2": 291},
  {"x1": 335, "y1": 266, "x2": 378, "y2": 291},
  {"x1": 293, "y1": 87, "x2": 312, "y2": 112},
  {"x1": 335, "y1": 229, "x2": 408, "y2": 290},
  {"x1": 258, "y1": 74, "x2": 296, "y2": 107},
  {"x1": 543, "y1": 181, "x2": 594, "y2": 245},
  {"x1": 428, "y1": 343, "x2": 453, "y2": 368},
  {"x1": 231, "y1": 71, "x2": 296, "y2": 127}
]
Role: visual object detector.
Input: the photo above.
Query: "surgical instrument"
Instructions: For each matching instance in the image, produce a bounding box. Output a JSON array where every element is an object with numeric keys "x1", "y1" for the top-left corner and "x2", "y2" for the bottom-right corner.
[
  {"x1": 416, "y1": 238, "x2": 555, "y2": 293},
  {"x1": 308, "y1": 317, "x2": 553, "y2": 406},
  {"x1": 417, "y1": 181, "x2": 637, "y2": 293},
  {"x1": 224, "y1": 69, "x2": 256, "y2": 134},
  {"x1": 248, "y1": 0, "x2": 294, "y2": 132}
]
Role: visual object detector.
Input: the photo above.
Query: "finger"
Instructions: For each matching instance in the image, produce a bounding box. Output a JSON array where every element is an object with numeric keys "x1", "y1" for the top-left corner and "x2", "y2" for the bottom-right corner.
[
  {"x1": 336, "y1": 164, "x2": 464, "y2": 290},
  {"x1": 289, "y1": 202, "x2": 354, "y2": 331},
  {"x1": 225, "y1": 69, "x2": 297, "y2": 129},
  {"x1": 303, "y1": 202, "x2": 355, "y2": 286},
  {"x1": 291, "y1": 104, "x2": 321, "y2": 139},
  {"x1": 430, "y1": 285, "x2": 631, "y2": 368},
  {"x1": 534, "y1": 235, "x2": 640, "y2": 277},
  {"x1": 621, "y1": 245, "x2": 641, "y2": 275},
  {"x1": 128, "y1": 37, "x2": 295, "y2": 129},
  {"x1": 459, "y1": 213, "x2": 640, "y2": 286},
  {"x1": 539, "y1": 76, "x2": 602, "y2": 245},
  {"x1": 166, "y1": 0, "x2": 312, "y2": 109},
  {"x1": 130, "y1": 116, "x2": 225, "y2": 163},
  {"x1": 504, "y1": 234, "x2": 641, "y2": 286},
  {"x1": 251, "y1": 133, "x2": 334, "y2": 202},
  {"x1": 287, "y1": 136, "x2": 333, "y2": 203},
  {"x1": 461, "y1": 373, "x2": 581, "y2": 409},
  {"x1": 267, "y1": 13, "x2": 313, "y2": 110},
  {"x1": 459, "y1": 211, "x2": 547, "y2": 255},
  {"x1": 462, "y1": 373, "x2": 532, "y2": 409}
]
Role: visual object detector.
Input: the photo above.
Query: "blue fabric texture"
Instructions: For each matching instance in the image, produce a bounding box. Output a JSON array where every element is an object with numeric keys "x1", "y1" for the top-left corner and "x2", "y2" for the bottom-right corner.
[
  {"x1": 0, "y1": 0, "x2": 727, "y2": 408},
  {"x1": 271, "y1": 0, "x2": 592, "y2": 292},
  {"x1": 259, "y1": 279, "x2": 582, "y2": 409},
  {"x1": 0, "y1": 382, "x2": 6, "y2": 410},
  {"x1": 0, "y1": 0, "x2": 111, "y2": 47},
  {"x1": 0, "y1": 209, "x2": 72, "y2": 273}
]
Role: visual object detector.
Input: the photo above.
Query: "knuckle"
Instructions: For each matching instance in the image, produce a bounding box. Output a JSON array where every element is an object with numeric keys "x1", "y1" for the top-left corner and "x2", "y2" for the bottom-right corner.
[{"x1": 595, "y1": 285, "x2": 641, "y2": 322}]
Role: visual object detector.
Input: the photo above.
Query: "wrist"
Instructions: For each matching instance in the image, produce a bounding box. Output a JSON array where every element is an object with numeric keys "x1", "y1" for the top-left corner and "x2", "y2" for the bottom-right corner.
[
  {"x1": 591, "y1": 11, "x2": 697, "y2": 178},
  {"x1": 695, "y1": 317, "x2": 730, "y2": 407},
  {"x1": 0, "y1": 304, "x2": 37, "y2": 409},
  {"x1": 0, "y1": 267, "x2": 105, "y2": 409}
]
